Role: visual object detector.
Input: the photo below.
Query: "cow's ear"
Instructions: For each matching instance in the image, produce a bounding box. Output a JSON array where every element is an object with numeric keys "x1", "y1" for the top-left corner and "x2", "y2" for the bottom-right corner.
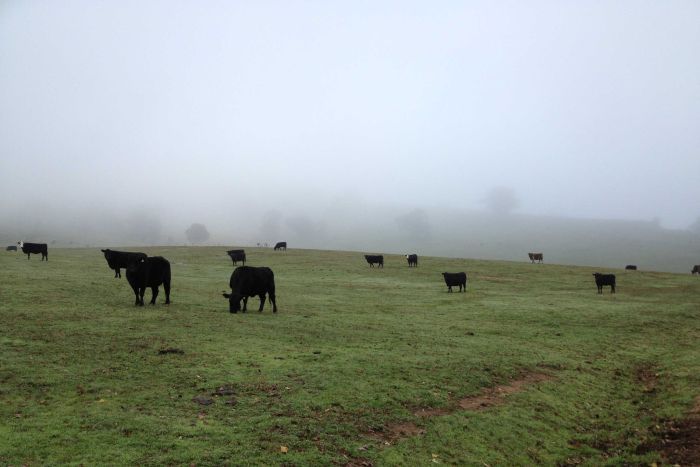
[{"x1": 222, "y1": 293, "x2": 231, "y2": 299}]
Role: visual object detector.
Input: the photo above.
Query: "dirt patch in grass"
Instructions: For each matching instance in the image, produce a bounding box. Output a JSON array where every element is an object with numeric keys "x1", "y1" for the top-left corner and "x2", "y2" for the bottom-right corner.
[
  {"x1": 368, "y1": 422, "x2": 426, "y2": 444},
  {"x1": 371, "y1": 372, "x2": 552, "y2": 445},
  {"x1": 455, "y1": 372, "x2": 552, "y2": 411},
  {"x1": 635, "y1": 365, "x2": 659, "y2": 394},
  {"x1": 640, "y1": 396, "x2": 700, "y2": 466}
]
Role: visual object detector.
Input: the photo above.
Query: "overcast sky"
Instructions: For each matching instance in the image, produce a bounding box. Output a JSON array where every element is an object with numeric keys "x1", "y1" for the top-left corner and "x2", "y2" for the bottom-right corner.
[{"x1": 1, "y1": 1, "x2": 698, "y2": 229}]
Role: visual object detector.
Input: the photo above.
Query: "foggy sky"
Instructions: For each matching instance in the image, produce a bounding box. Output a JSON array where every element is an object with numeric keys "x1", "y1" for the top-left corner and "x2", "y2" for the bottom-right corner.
[{"x1": 1, "y1": 1, "x2": 699, "y2": 231}]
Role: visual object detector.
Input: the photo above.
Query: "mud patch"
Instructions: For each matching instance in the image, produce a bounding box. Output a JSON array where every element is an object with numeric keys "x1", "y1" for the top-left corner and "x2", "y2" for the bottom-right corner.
[
  {"x1": 369, "y1": 422, "x2": 426, "y2": 444},
  {"x1": 374, "y1": 372, "x2": 552, "y2": 445},
  {"x1": 643, "y1": 396, "x2": 700, "y2": 466},
  {"x1": 456, "y1": 372, "x2": 552, "y2": 411},
  {"x1": 635, "y1": 366, "x2": 659, "y2": 394}
]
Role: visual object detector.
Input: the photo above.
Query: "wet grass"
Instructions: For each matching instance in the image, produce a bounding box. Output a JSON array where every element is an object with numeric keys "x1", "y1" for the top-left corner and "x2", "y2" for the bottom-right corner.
[{"x1": 1, "y1": 246, "x2": 699, "y2": 465}]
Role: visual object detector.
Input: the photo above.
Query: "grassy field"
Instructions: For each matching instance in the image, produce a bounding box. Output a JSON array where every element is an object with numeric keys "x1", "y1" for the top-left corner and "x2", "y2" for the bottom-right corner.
[{"x1": 1, "y1": 246, "x2": 699, "y2": 465}]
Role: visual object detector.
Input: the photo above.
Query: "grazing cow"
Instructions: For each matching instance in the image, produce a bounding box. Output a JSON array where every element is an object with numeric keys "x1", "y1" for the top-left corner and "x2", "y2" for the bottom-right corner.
[
  {"x1": 6, "y1": 245, "x2": 17, "y2": 251},
  {"x1": 274, "y1": 241, "x2": 287, "y2": 251},
  {"x1": 593, "y1": 273, "x2": 616, "y2": 294},
  {"x1": 625, "y1": 265, "x2": 637, "y2": 271},
  {"x1": 364, "y1": 254, "x2": 384, "y2": 268},
  {"x1": 126, "y1": 256, "x2": 171, "y2": 306},
  {"x1": 406, "y1": 254, "x2": 418, "y2": 267},
  {"x1": 528, "y1": 252, "x2": 544, "y2": 263},
  {"x1": 442, "y1": 272, "x2": 467, "y2": 292},
  {"x1": 222, "y1": 266, "x2": 277, "y2": 313},
  {"x1": 18, "y1": 241, "x2": 48, "y2": 261},
  {"x1": 101, "y1": 249, "x2": 147, "y2": 278},
  {"x1": 692, "y1": 265, "x2": 700, "y2": 275},
  {"x1": 226, "y1": 249, "x2": 246, "y2": 266}
]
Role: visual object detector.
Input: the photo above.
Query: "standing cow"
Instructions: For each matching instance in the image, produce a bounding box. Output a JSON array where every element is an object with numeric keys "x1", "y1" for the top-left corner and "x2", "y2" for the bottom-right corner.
[
  {"x1": 126, "y1": 256, "x2": 171, "y2": 306},
  {"x1": 692, "y1": 265, "x2": 700, "y2": 275},
  {"x1": 274, "y1": 242, "x2": 287, "y2": 251},
  {"x1": 101, "y1": 249, "x2": 147, "y2": 278},
  {"x1": 222, "y1": 266, "x2": 277, "y2": 313},
  {"x1": 528, "y1": 252, "x2": 543, "y2": 263},
  {"x1": 406, "y1": 254, "x2": 418, "y2": 267},
  {"x1": 442, "y1": 272, "x2": 467, "y2": 292},
  {"x1": 593, "y1": 273, "x2": 616, "y2": 294},
  {"x1": 625, "y1": 265, "x2": 637, "y2": 271},
  {"x1": 226, "y1": 249, "x2": 246, "y2": 266},
  {"x1": 5, "y1": 245, "x2": 17, "y2": 251},
  {"x1": 364, "y1": 255, "x2": 384, "y2": 268},
  {"x1": 18, "y1": 241, "x2": 48, "y2": 261}
]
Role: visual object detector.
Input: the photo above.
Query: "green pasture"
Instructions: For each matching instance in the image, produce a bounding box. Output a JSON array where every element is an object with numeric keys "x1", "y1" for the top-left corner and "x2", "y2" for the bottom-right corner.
[{"x1": 1, "y1": 247, "x2": 699, "y2": 465}]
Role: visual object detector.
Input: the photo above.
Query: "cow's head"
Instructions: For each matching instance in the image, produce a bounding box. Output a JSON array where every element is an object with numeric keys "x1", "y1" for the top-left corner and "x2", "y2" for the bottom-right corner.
[{"x1": 222, "y1": 292, "x2": 242, "y2": 313}]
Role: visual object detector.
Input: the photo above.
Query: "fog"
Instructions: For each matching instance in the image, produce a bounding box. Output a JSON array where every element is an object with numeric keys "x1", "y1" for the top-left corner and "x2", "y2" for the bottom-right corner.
[{"x1": 1, "y1": 2, "x2": 699, "y2": 271}]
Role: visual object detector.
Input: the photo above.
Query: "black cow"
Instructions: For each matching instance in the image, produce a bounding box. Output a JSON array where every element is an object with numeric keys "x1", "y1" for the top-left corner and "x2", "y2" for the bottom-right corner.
[
  {"x1": 625, "y1": 265, "x2": 637, "y2": 271},
  {"x1": 226, "y1": 249, "x2": 246, "y2": 266},
  {"x1": 126, "y1": 256, "x2": 171, "y2": 306},
  {"x1": 442, "y1": 272, "x2": 467, "y2": 292},
  {"x1": 222, "y1": 266, "x2": 277, "y2": 313},
  {"x1": 364, "y1": 255, "x2": 384, "y2": 268},
  {"x1": 692, "y1": 265, "x2": 700, "y2": 275},
  {"x1": 274, "y1": 241, "x2": 287, "y2": 251},
  {"x1": 18, "y1": 242, "x2": 48, "y2": 261},
  {"x1": 528, "y1": 252, "x2": 543, "y2": 263},
  {"x1": 101, "y1": 249, "x2": 147, "y2": 278},
  {"x1": 593, "y1": 273, "x2": 616, "y2": 294},
  {"x1": 6, "y1": 245, "x2": 17, "y2": 251},
  {"x1": 406, "y1": 254, "x2": 418, "y2": 267}
]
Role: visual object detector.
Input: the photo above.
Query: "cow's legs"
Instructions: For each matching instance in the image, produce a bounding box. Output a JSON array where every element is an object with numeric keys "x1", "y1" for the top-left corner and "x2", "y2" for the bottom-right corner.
[
  {"x1": 258, "y1": 294, "x2": 266, "y2": 311},
  {"x1": 269, "y1": 292, "x2": 277, "y2": 313},
  {"x1": 611, "y1": 285, "x2": 616, "y2": 294},
  {"x1": 138, "y1": 288, "x2": 145, "y2": 306},
  {"x1": 242, "y1": 296, "x2": 248, "y2": 312},
  {"x1": 150, "y1": 286, "x2": 159, "y2": 304},
  {"x1": 163, "y1": 280, "x2": 170, "y2": 305},
  {"x1": 27, "y1": 253, "x2": 30, "y2": 260},
  {"x1": 115, "y1": 268, "x2": 120, "y2": 278},
  {"x1": 447, "y1": 285, "x2": 452, "y2": 292}
]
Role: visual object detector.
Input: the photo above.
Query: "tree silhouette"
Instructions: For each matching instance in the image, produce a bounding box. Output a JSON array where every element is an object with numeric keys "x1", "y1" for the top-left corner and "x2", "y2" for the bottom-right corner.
[
  {"x1": 185, "y1": 223, "x2": 210, "y2": 244},
  {"x1": 482, "y1": 186, "x2": 519, "y2": 215}
]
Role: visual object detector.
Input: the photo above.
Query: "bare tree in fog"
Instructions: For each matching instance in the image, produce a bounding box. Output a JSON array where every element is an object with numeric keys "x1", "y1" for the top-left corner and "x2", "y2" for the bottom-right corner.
[
  {"x1": 482, "y1": 187, "x2": 519, "y2": 215},
  {"x1": 689, "y1": 216, "x2": 700, "y2": 234},
  {"x1": 259, "y1": 210, "x2": 282, "y2": 241},
  {"x1": 185, "y1": 223, "x2": 210, "y2": 244},
  {"x1": 126, "y1": 209, "x2": 162, "y2": 245},
  {"x1": 395, "y1": 208, "x2": 431, "y2": 240},
  {"x1": 285, "y1": 215, "x2": 324, "y2": 245}
]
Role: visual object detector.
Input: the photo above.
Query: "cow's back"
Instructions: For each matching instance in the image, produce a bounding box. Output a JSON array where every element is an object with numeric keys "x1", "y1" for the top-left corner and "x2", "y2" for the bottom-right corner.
[{"x1": 230, "y1": 266, "x2": 274, "y2": 295}]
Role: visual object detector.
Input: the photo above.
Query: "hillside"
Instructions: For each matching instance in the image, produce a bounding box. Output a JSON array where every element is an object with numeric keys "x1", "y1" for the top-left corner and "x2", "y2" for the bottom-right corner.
[{"x1": 1, "y1": 246, "x2": 699, "y2": 465}]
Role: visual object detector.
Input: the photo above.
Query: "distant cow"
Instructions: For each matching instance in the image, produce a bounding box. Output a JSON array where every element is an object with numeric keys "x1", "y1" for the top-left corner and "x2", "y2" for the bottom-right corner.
[
  {"x1": 625, "y1": 265, "x2": 637, "y2": 271},
  {"x1": 274, "y1": 242, "x2": 287, "y2": 251},
  {"x1": 101, "y1": 249, "x2": 147, "y2": 278},
  {"x1": 126, "y1": 256, "x2": 171, "y2": 306},
  {"x1": 364, "y1": 255, "x2": 384, "y2": 268},
  {"x1": 222, "y1": 266, "x2": 277, "y2": 313},
  {"x1": 528, "y1": 252, "x2": 543, "y2": 263},
  {"x1": 442, "y1": 272, "x2": 467, "y2": 292},
  {"x1": 593, "y1": 273, "x2": 616, "y2": 294},
  {"x1": 406, "y1": 254, "x2": 418, "y2": 267},
  {"x1": 692, "y1": 265, "x2": 700, "y2": 275},
  {"x1": 226, "y1": 249, "x2": 246, "y2": 266},
  {"x1": 18, "y1": 241, "x2": 48, "y2": 261},
  {"x1": 6, "y1": 245, "x2": 17, "y2": 251}
]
